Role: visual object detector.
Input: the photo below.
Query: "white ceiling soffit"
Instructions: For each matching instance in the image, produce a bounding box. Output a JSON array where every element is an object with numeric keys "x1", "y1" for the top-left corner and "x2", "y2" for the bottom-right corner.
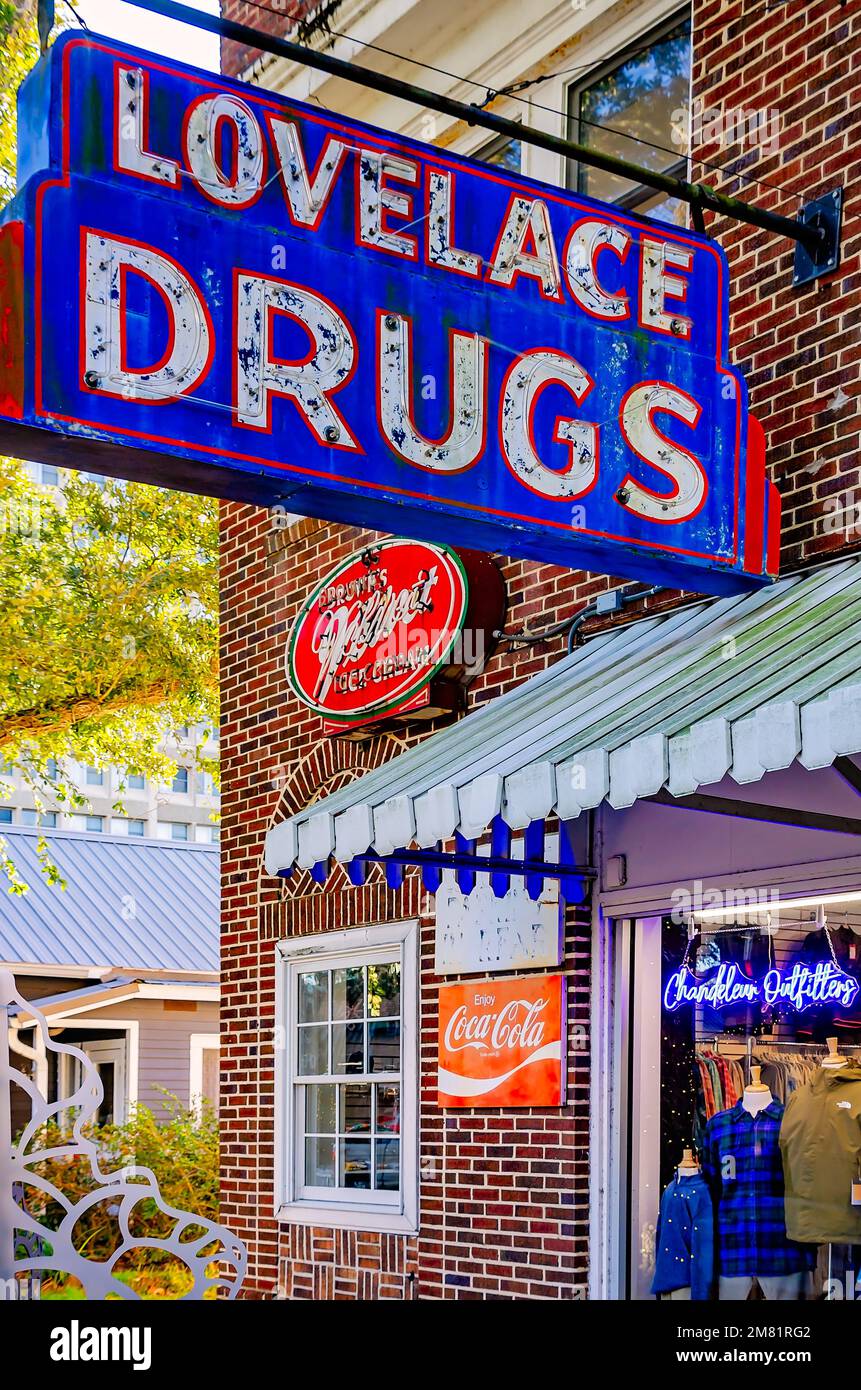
[{"x1": 264, "y1": 558, "x2": 861, "y2": 876}]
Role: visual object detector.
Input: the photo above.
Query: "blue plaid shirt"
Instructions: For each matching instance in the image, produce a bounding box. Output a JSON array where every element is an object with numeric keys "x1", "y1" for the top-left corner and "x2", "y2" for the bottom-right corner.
[{"x1": 703, "y1": 1100, "x2": 814, "y2": 1278}]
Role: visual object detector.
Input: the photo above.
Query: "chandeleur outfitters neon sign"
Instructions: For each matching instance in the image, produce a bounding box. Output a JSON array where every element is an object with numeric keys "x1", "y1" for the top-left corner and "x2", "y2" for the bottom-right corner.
[{"x1": 663, "y1": 960, "x2": 861, "y2": 1014}]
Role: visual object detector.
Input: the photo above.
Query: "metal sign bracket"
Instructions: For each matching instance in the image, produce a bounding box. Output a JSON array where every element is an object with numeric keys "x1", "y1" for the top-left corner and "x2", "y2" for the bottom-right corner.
[{"x1": 792, "y1": 188, "x2": 843, "y2": 288}]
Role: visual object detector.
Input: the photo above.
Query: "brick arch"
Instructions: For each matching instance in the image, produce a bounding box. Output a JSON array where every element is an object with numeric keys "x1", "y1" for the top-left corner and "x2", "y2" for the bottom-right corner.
[
  {"x1": 265, "y1": 734, "x2": 410, "y2": 899},
  {"x1": 274, "y1": 734, "x2": 407, "y2": 821}
]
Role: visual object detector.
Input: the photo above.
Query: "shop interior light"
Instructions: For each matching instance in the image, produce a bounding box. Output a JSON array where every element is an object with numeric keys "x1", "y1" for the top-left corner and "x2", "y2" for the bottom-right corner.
[{"x1": 693, "y1": 889, "x2": 861, "y2": 919}]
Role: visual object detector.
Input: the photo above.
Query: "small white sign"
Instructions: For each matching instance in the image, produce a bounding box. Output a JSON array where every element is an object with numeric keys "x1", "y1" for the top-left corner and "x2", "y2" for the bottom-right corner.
[{"x1": 434, "y1": 872, "x2": 563, "y2": 974}]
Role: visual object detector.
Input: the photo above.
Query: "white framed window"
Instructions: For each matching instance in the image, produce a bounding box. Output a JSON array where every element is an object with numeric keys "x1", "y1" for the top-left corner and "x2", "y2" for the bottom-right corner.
[
  {"x1": 276, "y1": 921, "x2": 418, "y2": 1234},
  {"x1": 189, "y1": 1033, "x2": 220, "y2": 1117},
  {"x1": 566, "y1": 9, "x2": 692, "y2": 226}
]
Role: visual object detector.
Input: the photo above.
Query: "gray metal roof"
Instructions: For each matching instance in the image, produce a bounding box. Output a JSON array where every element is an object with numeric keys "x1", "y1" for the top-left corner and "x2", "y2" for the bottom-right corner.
[
  {"x1": 0, "y1": 829, "x2": 218, "y2": 973},
  {"x1": 265, "y1": 556, "x2": 861, "y2": 875}
]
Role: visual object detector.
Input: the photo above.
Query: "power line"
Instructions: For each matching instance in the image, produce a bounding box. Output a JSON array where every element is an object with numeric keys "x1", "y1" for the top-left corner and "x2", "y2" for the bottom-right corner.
[
  {"x1": 125, "y1": 0, "x2": 825, "y2": 257},
  {"x1": 234, "y1": 0, "x2": 802, "y2": 203}
]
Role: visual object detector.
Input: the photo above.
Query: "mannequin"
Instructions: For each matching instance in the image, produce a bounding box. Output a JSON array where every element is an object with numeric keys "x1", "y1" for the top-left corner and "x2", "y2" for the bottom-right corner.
[
  {"x1": 781, "y1": 1032, "x2": 861, "y2": 1252},
  {"x1": 821, "y1": 1036, "x2": 847, "y2": 1069},
  {"x1": 742, "y1": 1065, "x2": 773, "y2": 1115},
  {"x1": 706, "y1": 1065, "x2": 813, "y2": 1301},
  {"x1": 652, "y1": 1148, "x2": 714, "y2": 1300}
]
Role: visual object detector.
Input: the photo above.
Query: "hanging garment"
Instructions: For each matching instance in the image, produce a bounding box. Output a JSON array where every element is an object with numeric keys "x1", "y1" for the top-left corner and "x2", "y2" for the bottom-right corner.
[
  {"x1": 794, "y1": 927, "x2": 861, "y2": 1043},
  {"x1": 697, "y1": 1055, "x2": 718, "y2": 1118},
  {"x1": 752, "y1": 1057, "x2": 786, "y2": 1105},
  {"x1": 715, "y1": 1055, "x2": 739, "y2": 1108},
  {"x1": 651, "y1": 1172, "x2": 715, "y2": 1301},
  {"x1": 703, "y1": 1100, "x2": 814, "y2": 1279},
  {"x1": 780, "y1": 1062, "x2": 861, "y2": 1244}
]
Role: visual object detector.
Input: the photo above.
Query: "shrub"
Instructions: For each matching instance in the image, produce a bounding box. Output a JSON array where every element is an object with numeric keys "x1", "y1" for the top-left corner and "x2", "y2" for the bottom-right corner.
[{"x1": 21, "y1": 1092, "x2": 220, "y2": 1296}]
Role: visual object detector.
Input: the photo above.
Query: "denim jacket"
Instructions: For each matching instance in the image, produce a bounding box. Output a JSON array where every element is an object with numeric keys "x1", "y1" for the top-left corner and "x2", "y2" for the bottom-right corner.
[{"x1": 651, "y1": 1172, "x2": 715, "y2": 1301}]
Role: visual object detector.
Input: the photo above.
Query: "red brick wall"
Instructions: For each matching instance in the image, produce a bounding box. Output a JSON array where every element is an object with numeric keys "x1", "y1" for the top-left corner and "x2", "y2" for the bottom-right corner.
[
  {"x1": 218, "y1": 0, "x2": 861, "y2": 1299},
  {"x1": 220, "y1": 510, "x2": 592, "y2": 1299}
]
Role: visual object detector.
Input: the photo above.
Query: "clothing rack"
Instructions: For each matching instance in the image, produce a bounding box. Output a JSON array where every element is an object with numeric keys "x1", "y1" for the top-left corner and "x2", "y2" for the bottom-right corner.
[{"x1": 698, "y1": 1039, "x2": 856, "y2": 1100}]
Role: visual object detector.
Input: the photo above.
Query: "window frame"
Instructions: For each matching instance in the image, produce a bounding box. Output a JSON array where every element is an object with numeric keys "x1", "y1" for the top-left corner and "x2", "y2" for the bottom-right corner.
[
  {"x1": 171, "y1": 767, "x2": 190, "y2": 794},
  {"x1": 275, "y1": 921, "x2": 418, "y2": 1234},
  {"x1": 565, "y1": 7, "x2": 691, "y2": 215},
  {"x1": 189, "y1": 1032, "x2": 219, "y2": 1118},
  {"x1": 474, "y1": 127, "x2": 522, "y2": 175}
]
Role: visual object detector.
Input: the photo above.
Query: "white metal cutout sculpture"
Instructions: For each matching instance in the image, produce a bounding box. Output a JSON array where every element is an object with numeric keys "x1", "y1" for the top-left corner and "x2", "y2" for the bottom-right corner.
[{"x1": 0, "y1": 968, "x2": 246, "y2": 1299}]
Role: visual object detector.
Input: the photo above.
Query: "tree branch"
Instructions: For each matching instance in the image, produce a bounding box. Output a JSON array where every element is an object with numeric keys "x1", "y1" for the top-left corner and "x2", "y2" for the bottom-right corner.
[{"x1": 0, "y1": 679, "x2": 187, "y2": 742}]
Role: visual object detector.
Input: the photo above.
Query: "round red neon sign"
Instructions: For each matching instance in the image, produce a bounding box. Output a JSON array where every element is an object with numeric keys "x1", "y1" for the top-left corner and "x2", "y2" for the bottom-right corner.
[{"x1": 286, "y1": 539, "x2": 470, "y2": 727}]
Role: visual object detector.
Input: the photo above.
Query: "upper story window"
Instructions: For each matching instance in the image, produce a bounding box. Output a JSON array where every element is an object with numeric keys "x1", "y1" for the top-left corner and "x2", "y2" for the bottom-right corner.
[
  {"x1": 85, "y1": 766, "x2": 104, "y2": 786},
  {"x1": 476, "y1": 131, "x2": 522, "y2": 175},
  {"x1": 566, "y1": 11, "x2": 691, "y2": 226},
  {"x1": 277, "y1": 922, "x2": 418, "y2": 1233},
  {"x1": 171, "y1": 767, "x2": 189, "y2": 794}
]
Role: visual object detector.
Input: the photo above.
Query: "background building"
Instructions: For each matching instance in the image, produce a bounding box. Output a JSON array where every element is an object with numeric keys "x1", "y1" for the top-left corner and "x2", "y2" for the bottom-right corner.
[
  {"x1": 1, "y1": 465, "x2": 221, "y2": 844},
  {"x1": 2, "y1": 825, "x2": 220, "y2": 1135}
]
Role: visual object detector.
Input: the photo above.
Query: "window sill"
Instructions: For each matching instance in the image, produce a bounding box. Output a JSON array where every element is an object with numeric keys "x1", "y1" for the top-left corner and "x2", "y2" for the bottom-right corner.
[{"x1": 275, "y1": 1202, "x2": 417, "y2": 1236}]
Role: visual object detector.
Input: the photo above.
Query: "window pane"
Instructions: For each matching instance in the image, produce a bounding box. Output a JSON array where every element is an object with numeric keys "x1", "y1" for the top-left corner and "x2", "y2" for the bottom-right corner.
[
  {"x1": 305, "y1": 1137, "x2": 335, "y2": 1187},
  {"x1": 376, "y1": 1084, "x2": 400, "y2": 1134},
  {"x1": 368, "y1": 961, "x2": 400, "y2": 1018},
  {"x1": 332, "y1": 1022, "x2": 364, "y2": 1074},
  {"x1": 368, "y1": 1019, "x2": 400, "y2": 1073},
  {"x1": 476, "y1": 133, "x2": 521, "y2": 173},
  {"x1": 340, "y1": 1084, "x2": 371, "y2": 1133},
  {"x1": 297, "y1": 1025, "x2": 328, "y2": 1076},
  {"x1": 305, "y1": 1083, "x2": 335, "y2": 1134},
  {"x1": 568, "y1": 18, "x2": 691, "y2": 206},
  {"x1": 339, "y1": 1138, "x2": 371, "y2": 1189},
  {"x1": 626, "y1": 186, "x2": 688, "y2": 228},
  {"x1": 332, "y1": 966, "x2": 364, "y2": 1020},
  {"x1": 298, "y1": 970, "x2": 328, "y2": 1024},
  {"x1": 375, "y1": 1138, "x2": 400, "y2": 1191},
  {"x1": 170, "y1": 822, "x2": 189, "y2": 841}
]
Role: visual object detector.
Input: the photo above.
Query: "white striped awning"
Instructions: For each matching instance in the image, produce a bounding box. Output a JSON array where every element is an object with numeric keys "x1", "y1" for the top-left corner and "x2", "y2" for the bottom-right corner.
[{"x1": 265, "y1": 556, "x2": 861, "y2": 880}]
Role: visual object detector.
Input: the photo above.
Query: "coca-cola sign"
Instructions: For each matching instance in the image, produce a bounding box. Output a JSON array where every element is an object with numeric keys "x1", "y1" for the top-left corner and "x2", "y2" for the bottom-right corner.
[
  {"x1": 286, "y1": 538, "x2": 503, "y2": 735},
  {"x1": 438, "y1": 975, "x2": 566, "y2": 1108}
]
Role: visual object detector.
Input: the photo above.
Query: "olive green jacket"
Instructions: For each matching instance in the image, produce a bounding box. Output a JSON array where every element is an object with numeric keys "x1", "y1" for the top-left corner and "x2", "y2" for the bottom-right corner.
[{"x1": 779, "y1": 1062, "x2": 861, "y2": 1245}]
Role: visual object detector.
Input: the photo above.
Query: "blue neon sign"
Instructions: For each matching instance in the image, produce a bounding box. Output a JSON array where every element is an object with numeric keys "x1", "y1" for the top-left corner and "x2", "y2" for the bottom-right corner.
[
  {"x1": 0, "y1": 34, "x2": 780, "y2": 593},
  {"x1": 663, "y1": 960, "x2": 861, "y2": 1014}
]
